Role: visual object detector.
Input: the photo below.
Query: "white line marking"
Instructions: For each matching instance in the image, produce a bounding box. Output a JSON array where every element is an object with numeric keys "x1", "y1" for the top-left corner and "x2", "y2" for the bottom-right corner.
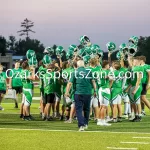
[
  {"x1": 0, "y1": 128, "x2": 150, "y2": 135},
  {"x1": 121, "y1": 142, "x2": 150, "y2": 144},
  {"x1": 133, "y1": 137, "x2": 150, "y2": 139},
  {"x1": 107, "y1": 147, "x2": 137, "y2": 150}
]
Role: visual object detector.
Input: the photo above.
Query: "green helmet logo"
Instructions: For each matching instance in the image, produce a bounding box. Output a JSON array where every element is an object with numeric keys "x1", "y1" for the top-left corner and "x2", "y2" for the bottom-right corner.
[
  {"x1": 91, "y1": 44, "x2": 100, "y2": 54},
  {"x1": 106, "y1": 42, "x2": 116, "y2": 51},
  {"x1": 44, "y1": 47, "x2": 54, "y2": 56},
  {"x1": 56, "y1": 46, "x2": 64, "y2": 57},
  {"x1": 83, "y1": 55, "x2": 90, "y2": 65},
  {"x1": 129, "y1": 36, "x2": 138, "y2": 46},
  {"x1": 66, "y1": 50, "x2": 74, "y2": 60},
  {"x1": 128, "y1": 44, "x2": 138, "y2": 56},
  {"x1": 28, "y1": 56, "x2": 38, "y2": 67},
  {"x1": 79, "y1": 35, "x2": 90, "y2": 46},
  {"x1": 68, "y1": 45, "x2": 78, "y2": 52},
  {"x1": 116, "y1": 52, "x2": 121, "y2": 60},
  {"x1": 119, "y1": 43, "x2": 128, "y2": 53},
  {"x1": 26, "y1": 49, "x2": 36, "y2": 59},
  {"x1": 42, "y1": 55, "x2": 52, "y2": 65}
]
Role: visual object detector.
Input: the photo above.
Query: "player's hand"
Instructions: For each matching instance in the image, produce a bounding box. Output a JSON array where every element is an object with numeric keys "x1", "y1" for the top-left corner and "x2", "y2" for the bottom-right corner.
[
  {"x1": 108, "y1": 52, "x2": 112, "y2": 57},
  {"x1": 65, "y1": 92, "x2": 70, "y2": 98}
]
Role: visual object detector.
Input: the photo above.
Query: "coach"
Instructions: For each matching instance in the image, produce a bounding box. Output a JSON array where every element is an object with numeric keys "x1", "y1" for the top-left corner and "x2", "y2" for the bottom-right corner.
[{"x1": 65, "y1": 60, "x2": 96, "y2": 131}]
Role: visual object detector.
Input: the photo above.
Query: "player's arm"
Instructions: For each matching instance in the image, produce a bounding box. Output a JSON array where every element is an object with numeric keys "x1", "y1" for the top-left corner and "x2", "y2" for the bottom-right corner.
[
  {"x1": 65, "y1": 82, "x2": 72, "y2": 97},
  {"x1": 132, "y1": 72, "x2": 142, "y2": 94},
  {"x1": 120, "y1": 52, "x2": 124, "y2": 68},
  {"x1": 9, "y1": 78, "x2": 12, "y2": 89},
  {"x1": 146, "y1": 70, "x2": 150, "y2": 90},
  {"x1": 92, "y1": 79, "x2": 97, "y2": 97},
  {"x1": 28, "y1": 68, "x2": 35, "y2": 80},
  {"x1": 125, "y1": 84, "x2": 132, "y2": 93},
  {"x1": 108, "y1": 52, "x2": 112, "y2": 66}
]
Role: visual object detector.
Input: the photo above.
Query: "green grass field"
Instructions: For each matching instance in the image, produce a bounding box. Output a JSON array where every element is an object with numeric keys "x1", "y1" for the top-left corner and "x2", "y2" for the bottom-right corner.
[{"x1": 0, "y1": 88, "x2": 150, "y2": 150}]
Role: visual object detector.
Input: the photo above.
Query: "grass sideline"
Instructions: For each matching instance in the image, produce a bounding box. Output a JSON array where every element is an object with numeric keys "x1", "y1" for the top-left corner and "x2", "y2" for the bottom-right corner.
[{"x1": 0, "y1": 87, "x2": 150, "y2": 150}]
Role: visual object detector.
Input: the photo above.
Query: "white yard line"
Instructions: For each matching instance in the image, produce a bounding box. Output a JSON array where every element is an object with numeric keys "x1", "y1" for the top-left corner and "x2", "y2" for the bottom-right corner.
[
  {"x1": 120, "y1": 142, "x2": 150, "y2": 144},
  {"x1": 133, "y1": 137, "x2": 150, "y2": 139},
  {"x1": 0, "y1": 128, "x2": 150, "y2": 135},
  {"x1": 107, "y1": 147, "x2": 137, "y2": 150}
]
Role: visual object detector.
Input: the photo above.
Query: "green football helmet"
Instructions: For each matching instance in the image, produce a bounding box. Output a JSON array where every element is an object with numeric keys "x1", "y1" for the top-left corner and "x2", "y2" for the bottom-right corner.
[
  {"x1": 28, "y1": 56, "x2": 38, "y2": 67},
  {"x1": 119, "y1": 43, "x2": 128, "y2": 53},
  {"x1": 85, "y1": 46, "x2": 92, "y2": 55},
  {"x1": 42, "y1": 55, "x2": 52, "y2": 65},
  {"x1": 78, "y1": 48, "x2": 86, "y2": 57},
  {"x1": 26, "y1": 49, "x2": 36, "y2": 60},
  {"x1": 129, "y1": 36, "x2": 138, "y2": 46},
  {"x1": 97, "y1": 49, "x2": 103, "y2": 57},
  {"x1": 83, "y1": 55, "x2": 90, "y2": 65},
  {"x1": 56, "y1": 46, "x2": 64, "y2": 57},
  {"x1": 44, "y1": 47, "x2": 54, "y2": 56},
  {"x1": 106, "y1": 42, "x2": 116, "y2": 51},
  {"x1": 116, "y1": 52, "x2": 121, "y2": 60},
  {"x1": 91, "y1": 44, "x2": 100, "y2": 54},
  {"x1": 68, "y1": 45, "x2": 78, "y2": 52},
  {"x1": 128, "y1": 44, "x2": 138, "y2": 56},
  {"x1": 79, "y1": 35, "x2": 90, "y2": 46},
  {"x1": 66, "y1": 50, "x2": 74, "y2": 60}
]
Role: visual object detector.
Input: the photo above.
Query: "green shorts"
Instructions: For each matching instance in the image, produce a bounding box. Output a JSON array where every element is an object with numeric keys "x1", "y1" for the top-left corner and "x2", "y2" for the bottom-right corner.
[{"x1": 129, "y1": 86, "x2": 142, "y2": 104}]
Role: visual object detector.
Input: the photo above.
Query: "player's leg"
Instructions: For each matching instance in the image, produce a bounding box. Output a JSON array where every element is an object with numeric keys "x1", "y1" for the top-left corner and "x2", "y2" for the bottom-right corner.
[
  {"x1": 92, "y1": 97, "x2": 99, "y2": 121},
  {"x1": 0, "y1": 91, "x2": 5, "y2": 110},
  {"x1": 117, "y1": 95, "x2": 122, "y2": 122}
]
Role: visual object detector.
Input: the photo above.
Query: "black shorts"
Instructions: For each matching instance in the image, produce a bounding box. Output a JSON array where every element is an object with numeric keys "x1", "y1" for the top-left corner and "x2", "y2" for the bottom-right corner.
[
  {"x1": 44, "y1": 93, "x2": 55, "y2": 104},
  {"x1": 141, "y1": 83, "x2": 147, "y2": 95},
  {"x1": 40, "y1": 89, "x2": 45, "y2": 102},
  {"x1": 0, "y1": 90, "x2": 6, "y2": 94},
  {"x1": 12, "y1": 87, "x2": 23, "y2": 94}
]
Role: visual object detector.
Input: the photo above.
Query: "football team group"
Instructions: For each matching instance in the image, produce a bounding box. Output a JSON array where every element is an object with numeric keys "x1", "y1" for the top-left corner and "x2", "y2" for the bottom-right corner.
[{"x1": 0, "y1": 35, "x2": 150, "y2": 131}]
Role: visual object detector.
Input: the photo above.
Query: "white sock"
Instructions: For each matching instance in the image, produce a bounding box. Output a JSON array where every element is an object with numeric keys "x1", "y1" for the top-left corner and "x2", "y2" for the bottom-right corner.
[
  {"x1": 128, "y1": 103, "x2": 131, "y2": 114},
  {"x1": 124, "y1": 103, "x2": 128, "y2": 114},
  {"x1": 98, "y1": 119, "x2": 101, "y2": 122},
  {"x1": 131, "y1": 112, "x2": 135, "y2": 117},
  {"x1": 101, "y1": 119, "x2": 105, "y2": 123},
  {"x1": 106, "y1": 116, "x2": 110, "y2": 119}
]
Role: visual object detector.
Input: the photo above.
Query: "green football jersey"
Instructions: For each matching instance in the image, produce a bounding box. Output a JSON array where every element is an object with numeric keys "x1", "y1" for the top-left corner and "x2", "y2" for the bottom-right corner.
[
  {"x1": 0, "y1": 72, "x2": 7, "y2": 91},
  {"x1": 20, "y1": 70, "x2": 33, "y2": 89},
  {"x1": 130, "y1": 66, "x2": 144, "y2": 86},
  {"x1": 9, "y1": 68, "x2": 23, "y2": 87},
  {"x1": 141, "y1": 64, "x2": 150, "y2": 84},
  {"x1": 44, "y1": 71, "x2": 55, "y2": 94},
  {"x1": 62, "y1": 67, "x2": 74, "y2": 94},
  {"x1": 38, "y1": 66, "x2": 47, "y2": 89},
  {"x1": 111, "y1": 70, "x2": 123, "y2": 88},
  {"x1": 97, "y1": 69, "x2": 110, "y2": 88}
]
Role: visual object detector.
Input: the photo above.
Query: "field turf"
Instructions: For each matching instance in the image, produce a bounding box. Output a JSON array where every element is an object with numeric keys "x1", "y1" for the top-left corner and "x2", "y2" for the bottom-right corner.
[{"x1": 0, "y1": 88, "x2": 150, "y2": 150}]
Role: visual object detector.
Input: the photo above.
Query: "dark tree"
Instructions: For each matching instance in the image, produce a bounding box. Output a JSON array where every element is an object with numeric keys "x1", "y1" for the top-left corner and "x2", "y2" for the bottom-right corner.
[
  {"x1": 0, "y1": 36, "x2": 7, "y2": 56},
  {"x1": 7, "y1": 35, "x2": 16, "y2": 51},
  {"x1": 17, "y1": 18, "x2": 35, "y2": 40}
]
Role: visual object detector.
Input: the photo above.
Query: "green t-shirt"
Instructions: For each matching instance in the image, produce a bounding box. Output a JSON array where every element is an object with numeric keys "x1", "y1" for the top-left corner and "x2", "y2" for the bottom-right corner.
[
  {"x1": 97, "y1": 69, "x2": 110, "y2": 88},
  {"x1": 141, "y1": 64, "x2": 150, "y2": 84},
  {"x1": 69, "y1": 67, "x2": 93, "y2": 95},
  {"x1": 38, "y1": 66, "x2": 47, "y2": 89},
  {"x1": 9, "y1": 68, "x2": 23, "y2": 87},
  {"x1": 20, "y1": 70, "x2": 33, "y2": 89},
  {"x1": 0, "y1": 72, "x2": 7, "y2": 91},
  {"x1": 130, "y1": 66, "x2": 144, "y2": 86},
  {"x1": 43, "y1": 71, "x2": 55, "y2": 94}
]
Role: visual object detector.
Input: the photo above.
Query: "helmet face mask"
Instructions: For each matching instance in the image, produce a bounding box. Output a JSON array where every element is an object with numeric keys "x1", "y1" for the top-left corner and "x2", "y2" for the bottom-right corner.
[
  {"x1": 80, "y1": 35, "x2": 91, "y2": 46},
  {"x1": 44, "y1": 47, "x2": 54, "y2": 56},
  {"x1": 129, "y1": 36, "x2": 138, "y2": 46},
  {"x1": 28, "y1": 56, "x2": 38, "y2": 68},
  {"x1": 128, "y1": 45, "x2": 138, "y2": 56}
]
